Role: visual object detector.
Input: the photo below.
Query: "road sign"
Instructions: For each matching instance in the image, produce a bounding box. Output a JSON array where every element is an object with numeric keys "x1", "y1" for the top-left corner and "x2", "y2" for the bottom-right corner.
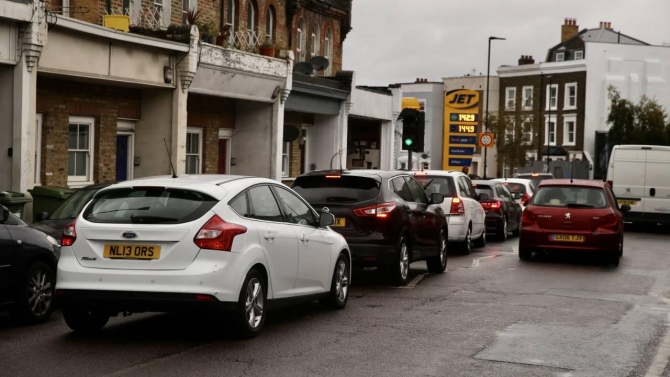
[
  {"x1": 479, "y1": 132, "x2": 495, "y2": 148},
  {"x1": 449, "y1": 147, "x2": 475, "y2": 156},
  {"x1": 449, "y1": 136, "x2": 477, "y2": 144},
  {"x1": 448, "y1": 158, "x2": 473, "y2": 167},
  {"x1": 443, "y1": 89, "x2": 480, "y2": 170}
]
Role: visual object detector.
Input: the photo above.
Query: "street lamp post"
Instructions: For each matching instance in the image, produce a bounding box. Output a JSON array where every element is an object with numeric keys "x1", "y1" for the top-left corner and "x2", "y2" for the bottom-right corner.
[{"x1": 484, "y1": 36, "x2": 506, "y2": 179}]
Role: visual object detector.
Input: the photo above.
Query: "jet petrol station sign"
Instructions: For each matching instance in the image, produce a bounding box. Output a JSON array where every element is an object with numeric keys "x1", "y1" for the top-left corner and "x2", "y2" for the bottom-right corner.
[{"x1": 443, "y1": 89, "x2": 481, "y2": 170}]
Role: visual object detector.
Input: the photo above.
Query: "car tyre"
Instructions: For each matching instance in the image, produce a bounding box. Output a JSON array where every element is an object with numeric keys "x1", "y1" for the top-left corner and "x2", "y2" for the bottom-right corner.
[
  {"x1": 519, "y1": 247, "x2": 532, "y2": 261},
  {"x1": 460, "y1": 227, "x2": 472, "y2": 255},
  {"x1": 10, "y1": 262, "x2": 55, "y2": 324},
  {"x1": 607, "y1": 252, "x2": 620, "y2": 267},
  {"x1": 497, "y1": 216, "x2": 508, "y2": 241},
  {"x1": 390, "y1": 237, "x2": 411, "y2": 286},
  {"x1": 234, "y1": 269, "x2": 267, "y2": 338},
  {"x1": 427, "y1": 229, "x2": 448, "y2": 274},
  {"x1": 321, "y1": 254, "x2": 350, "y2": 310},
  {"x1": 512, "y1": 221, "x2": 521, "y2": 237},
  {"x1": 63, "y1": 307, "x2": 110, "y2": 333},
  {"x1": 473, "y1": 230, "x2": 486, "y2": 248}
]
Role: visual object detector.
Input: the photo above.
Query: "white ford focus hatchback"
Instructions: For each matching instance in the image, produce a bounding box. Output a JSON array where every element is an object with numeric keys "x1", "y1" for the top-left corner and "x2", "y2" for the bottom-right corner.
[{"x1": 56, "y1": 175, "x2": 351, "y2": 337}]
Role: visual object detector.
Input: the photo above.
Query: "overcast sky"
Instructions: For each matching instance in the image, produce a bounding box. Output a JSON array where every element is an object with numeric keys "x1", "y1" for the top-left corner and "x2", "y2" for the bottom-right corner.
[{"x1": 343, "y1": 0, "x2": 670, "y2": 86}]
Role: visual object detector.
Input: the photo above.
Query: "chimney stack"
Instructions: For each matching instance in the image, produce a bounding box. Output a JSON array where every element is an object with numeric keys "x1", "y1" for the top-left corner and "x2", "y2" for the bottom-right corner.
[
  {"x1": 518, "y1": 55, "x2": 535, "y2": 65},
  {"x1": 562, "y1": 18, "x2": 579, "y2": 42}
]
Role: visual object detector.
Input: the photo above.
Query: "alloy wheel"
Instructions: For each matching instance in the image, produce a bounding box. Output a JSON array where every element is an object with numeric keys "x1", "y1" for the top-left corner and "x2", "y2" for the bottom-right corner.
[
  {"x1": 440, "y1": 231, "x2": 447, "y2": 266},
  {"x1": 336, "y1": 260, "x2": 349, "y2": 303},
  {"x1": 27, "y1": 269, "x2": 53, "y2": 317},
  {"x1": 465, "y1": 228, "x2": 472, "y2": 253},
  {"x1": 400, "y1": 242, "x2": 409, "y2": 280},
  {"x1": 245, "y1": 278, "x2": 264, "y2": 329}
]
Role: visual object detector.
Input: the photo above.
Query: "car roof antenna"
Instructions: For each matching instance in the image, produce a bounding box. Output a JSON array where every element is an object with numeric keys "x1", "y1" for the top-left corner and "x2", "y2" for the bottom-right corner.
[{"x1": 164, "y1": 138, "x2": 178, "y2": 178}]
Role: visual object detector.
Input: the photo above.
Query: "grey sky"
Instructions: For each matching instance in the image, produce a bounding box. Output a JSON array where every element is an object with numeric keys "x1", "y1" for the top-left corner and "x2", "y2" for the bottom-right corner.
[{"x1": 343, "y1": 0, "x2": 670, "y2": 86}]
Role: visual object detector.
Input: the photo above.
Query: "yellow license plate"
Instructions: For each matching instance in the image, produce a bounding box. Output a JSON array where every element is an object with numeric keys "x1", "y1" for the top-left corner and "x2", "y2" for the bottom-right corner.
[
  {"x1": 618, "y1": 200, "x2": 638, "y2": 206},
  {"x1": 103, "y1": 244, "x2": 161, "y2": 260},
  {"x1": 331, "y1": 218, "x2": 346, "y2": 227},
  {"x1": 550, "y1": 234, "x2": 585, "y2": 242}
]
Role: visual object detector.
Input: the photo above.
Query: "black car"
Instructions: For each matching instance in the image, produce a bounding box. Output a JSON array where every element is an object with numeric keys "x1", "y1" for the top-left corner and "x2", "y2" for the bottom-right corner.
[
  {"x1": 31, "y1": 183, "x2": 110, "y2": 243},
  {"x1": 0, "y1": 205, "x2": 60, "y2": 323},
  {"x1": 471, "y1": 180, "x2": 522, "y2": 241},
  {"x1": 293, "y1": 170, "x2": 447, "y2": 285}
]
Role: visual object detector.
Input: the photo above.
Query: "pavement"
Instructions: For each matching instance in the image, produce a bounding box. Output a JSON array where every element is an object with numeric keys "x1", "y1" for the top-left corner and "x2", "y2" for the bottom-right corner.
[{"x1": 3, "y1": 226, "x2": 670, "y2": 377}]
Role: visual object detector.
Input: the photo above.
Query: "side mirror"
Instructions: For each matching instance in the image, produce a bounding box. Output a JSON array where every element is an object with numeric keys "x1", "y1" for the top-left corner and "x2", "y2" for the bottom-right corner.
[
  {"x1": 620, "y1": 204, "x2": 631, "y2": 213},
  {"x1": 430, "y1": 193, "x2": 445, "y2": 205},
  {"x1": 478, "y1": 193, "x2": 490, "y2": 201},
  {"x1": 37, "y1": 212, "x2": 50, "y2": 222},
  {"x1": 319, "y1": 212, "x2": 335, "y2": 227},
  {"x1": 512, "y1": 193, "x2": 522, "y2": 200},
  {"x1": 0, "y1": 206, "x2": 7, "y2": 223}
]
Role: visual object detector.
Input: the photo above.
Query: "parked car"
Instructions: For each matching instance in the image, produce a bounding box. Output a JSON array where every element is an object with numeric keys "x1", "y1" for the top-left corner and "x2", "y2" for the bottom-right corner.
[
  {"x1": 514, "y1": 173, "x2": 554, "y2": 187},
  {"x1": 606, "y1": 145, "x2": 670, "y2": 225},
  {"x1": 519, "y1": 179, "x2": 629, "y2": 266},
  {"x1": 491, "y1": 178, "x2": 537, "y2": 210},
  {"x1": 292, "y1": 170, "x2": 448, "y2": 285},
  {"x1": 413, "y1": 170, "x2": 486, "y2": 254},
  {"x1": 0, "y1": 205, "x2": 60, "y2": 323},
  {"x1": 56, "y1": 175, "x2": 351, "y2": 337},
  {"x1": 471, "y1": 180, "x2": 522, "y2": 240},
  {"x1": 31, "y1": 183, "x2": 111, "y2": 243}
]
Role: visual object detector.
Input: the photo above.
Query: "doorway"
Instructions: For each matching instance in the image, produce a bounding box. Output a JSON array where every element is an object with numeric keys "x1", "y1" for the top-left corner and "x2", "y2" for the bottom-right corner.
[
  {"x1": 116, "y1": 132, "x2": 134, "y2": 182},
  {"x1": 218, "y1": 128, "x2": 232, "y2": 175}
]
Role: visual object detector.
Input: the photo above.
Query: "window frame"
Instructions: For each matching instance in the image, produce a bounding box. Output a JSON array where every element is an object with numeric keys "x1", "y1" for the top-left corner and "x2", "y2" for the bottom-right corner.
[
  {"x1": 522, "y1": 86, "x2": 533, "y2": 110},
  {"x1": 272, "y1": 185, "x2": 318, "y2": 227},
  {"x1": 311, "y1": 23, "x2": 320, "y2": 57},
  {"x1": 324, "y1": 27, "x2": 333, "y2": 75},
  {"x1": 544, "y1": 115, "x2": 557, "y2": 146},
  {"x1": 555, "y1": 52, "x2": 565, "y2": 62},
  {"x1": 574, "y1": 50, "x2": 584, "y2": 60},
  {"x1": 296, "y1": 18, "x2": 305, "y2": 62},
  {"x1": 505, "y1": 87, "x2": 516, "y2": 111},
  {"x1": 564, "y1": 82, "x2": 578, "y2": 110},
  {"x1": 281, "y1": 141, "x2": 290, "y2": 178},
  {"x1": 505, "y1": 116, "x2": 516, "y2": 141},
  {"x1": 68, "y1": 116, "x2": 95, "y2": 188},
  {"x1": 563, "y1": 114, "x2": 577, "y2": 146},
  {"x1": 521, "y1": 116, "x2": 533, "y2": 145},
  {"x1": 226, "y1": 0, "x2": 236, "y2": 31},
  {"x1": 391, "y1": 176, "x2": 412, "y2": 202},
  {"x1": 546, "y1": 83, "x2": 559, "y2": 111},
  {"x1": 185, "y1": 127, "x2": 203, "y2": 175},
  {"x1": 246, "y1": 184, "x2": 285, "y2": 223},
  {"x1": 247, "y1": 0, "x2": 256, "y2": 33},
  {"x1": 181, "y1": 0, "x2": 196, "y2": 25},
  {"x1": 404, "y1": 176, "x2": 428, "y2": 204},
  {"x1": 265, "y1": 5, "x2": 275, "y2": 42}
]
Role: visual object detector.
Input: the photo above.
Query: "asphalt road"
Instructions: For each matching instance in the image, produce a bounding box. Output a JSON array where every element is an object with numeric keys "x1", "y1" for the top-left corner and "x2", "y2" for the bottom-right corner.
[{"x1": 4, "y1": 226, "x2": 670, "y2": 377}]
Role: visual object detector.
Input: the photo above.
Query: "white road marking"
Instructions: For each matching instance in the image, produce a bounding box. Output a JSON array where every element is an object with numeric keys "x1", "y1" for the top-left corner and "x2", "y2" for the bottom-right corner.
[
  {"x1": 371, "y1": 273, "x2": 428, "y2": 289},
  {"x1": 645, "y1": 313, "x2": 670, "y2": 377},
  {"x1": 470, "y1": 255, "x2": 498, "y2": 268},
  {"x1": 512, "y1": 246, "x2": 519, "y2": 254}
]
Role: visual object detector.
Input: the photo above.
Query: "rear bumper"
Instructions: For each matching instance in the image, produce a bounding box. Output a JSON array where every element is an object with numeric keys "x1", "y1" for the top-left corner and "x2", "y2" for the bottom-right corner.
[
  {"x1": 345, "y1": 233, "x2": 397, "y2": 267},
  {"x1": 485, "y1": 212, "x2": 504, "y2": 233},
  {"x1": 447, "y1": 215, "x2": 468, "y2": 242},
  {"x1": 519, "y1": 226, "x2": 620, "y2": 252},
  {"x1": 57, "y1": 289, "x2": 237, "y2": 313},
  {"x1": 624, "y1": 211, "x2": 670, "y2": 224}
]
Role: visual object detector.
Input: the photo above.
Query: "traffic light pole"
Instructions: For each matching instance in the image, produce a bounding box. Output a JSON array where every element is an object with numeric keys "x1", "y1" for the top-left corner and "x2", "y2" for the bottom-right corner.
[{"x1": 408, "y1": 149, "x2": 412, "y2": 171}]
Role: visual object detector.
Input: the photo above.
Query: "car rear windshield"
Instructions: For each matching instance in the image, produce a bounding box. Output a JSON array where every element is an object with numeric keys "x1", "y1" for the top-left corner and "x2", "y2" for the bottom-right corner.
[
  {"x1": 531, "y1": 186, "x2": 608, "y2": 208},
  {"x1": 473, "y1": 184, "x2": 494, "y2": 198},
  {"x1": 414, "y1": 176, "x2": 455, "y2": 197},
  {"x1": 502, "y1": 183, "x2": 527, "y2": 194},
  {"x1": 50, "y1": 188, "x2": 99, "y2": 220},
  {"x1": 518, "y1": 174, "x2": 552, "y2": 187},
  {"x1": 82, "y1": 187, "x2": 218, "y2": 224},
  {"x1": 293, "y1": 176, "x2": 380, "y2": 204}
]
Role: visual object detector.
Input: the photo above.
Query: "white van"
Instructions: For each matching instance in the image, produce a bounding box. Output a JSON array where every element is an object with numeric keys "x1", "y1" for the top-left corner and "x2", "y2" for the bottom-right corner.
[{"x1": 606, "y1": 145, "x2": 670, "y2": 224}]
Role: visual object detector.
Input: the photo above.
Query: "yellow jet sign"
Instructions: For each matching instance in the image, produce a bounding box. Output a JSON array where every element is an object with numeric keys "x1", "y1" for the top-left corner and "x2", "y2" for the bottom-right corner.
[{"x1": 443, "y1": 89, "x2": 481, "y2": 170}]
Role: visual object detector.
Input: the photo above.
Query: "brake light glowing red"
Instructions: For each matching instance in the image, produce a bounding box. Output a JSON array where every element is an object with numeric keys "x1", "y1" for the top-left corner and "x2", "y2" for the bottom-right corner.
[
  {"x1": 326, "y1": 175, "x2": 341, "y2": 179},
  {"x1": 61, "y1": 218, "x2": 77, "y2": 247},
  {"x1": 521, "y1": 193, "x2": 532, "y2": 206},
  {"x1": 194, "y1": 215, "x2": 247, "y2": 251},
  {"x1": 353, "y1": 202, "x2": 397, "y2": 218},
  {"x1": 481, "y1": 201, "x2": 502, "y2": 210},
  {"x1": 521, "y1": 210, "x2": 537, "y2": 226},
  {"x1": 450, "y1": 197, "x2": 465, "y2": 215}
]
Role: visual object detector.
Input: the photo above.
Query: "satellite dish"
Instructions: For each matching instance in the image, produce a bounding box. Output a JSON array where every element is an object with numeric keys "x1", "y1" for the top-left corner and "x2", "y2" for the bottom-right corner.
[
  {"x1": 283, "y1": 125, "x2": 300, "y2": 142},
  {"x1": 310, "y1": 56, "x2": 330, "y2": 72},
  {"x1": 421, "y1": 154, "x2": 429, "y2": 160},
  {"x1": 293, "y1": 62, "x2": 314, "y2": 76}
]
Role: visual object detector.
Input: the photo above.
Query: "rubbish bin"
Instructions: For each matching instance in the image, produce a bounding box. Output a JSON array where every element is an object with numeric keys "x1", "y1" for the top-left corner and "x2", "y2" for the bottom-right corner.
[
  {"x1": 28, "y1": 186, "x2": 75, "y2": 223},
  {"x1": 0, "y1": 191, "x2": 32, "y2": 221}
]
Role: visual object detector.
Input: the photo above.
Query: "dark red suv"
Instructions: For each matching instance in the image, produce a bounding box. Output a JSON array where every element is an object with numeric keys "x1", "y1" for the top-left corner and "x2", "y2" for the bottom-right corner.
[{"x1": 293, "y1": 170, "x2": 448, "y2": 285}]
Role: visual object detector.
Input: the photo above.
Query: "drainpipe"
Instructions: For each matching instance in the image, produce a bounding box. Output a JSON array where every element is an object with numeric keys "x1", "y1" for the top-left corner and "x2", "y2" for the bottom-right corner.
[{"x1": 107, "y1": 0, "x2": 111, "y2": 15}]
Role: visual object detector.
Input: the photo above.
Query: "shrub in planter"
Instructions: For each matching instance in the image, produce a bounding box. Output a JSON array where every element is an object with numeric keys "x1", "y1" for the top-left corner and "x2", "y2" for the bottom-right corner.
[{"x1": 259, "y1": 40, "x2": 276, "y2": 57}]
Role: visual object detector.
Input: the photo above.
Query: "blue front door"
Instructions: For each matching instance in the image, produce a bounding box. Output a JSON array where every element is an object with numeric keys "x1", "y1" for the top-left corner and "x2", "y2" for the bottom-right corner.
[{"x1": 116, "y1": 135, "x2": 129, "y2": 182}]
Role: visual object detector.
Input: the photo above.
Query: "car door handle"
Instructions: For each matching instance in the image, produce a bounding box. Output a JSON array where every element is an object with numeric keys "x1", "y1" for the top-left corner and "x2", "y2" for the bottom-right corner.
[
  {"x1": 263, "y1": 232, "x2": 275, "y2": 241},
  {"x1": 300, "y1": 233, "x2": 308, "y2": 243}
]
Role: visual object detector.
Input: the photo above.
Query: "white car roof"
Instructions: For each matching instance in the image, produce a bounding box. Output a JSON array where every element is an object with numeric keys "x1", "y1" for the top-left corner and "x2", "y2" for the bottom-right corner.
[
  {"x1": 410, "y1": 170, "x2": 465, "y2": 177},
  {"x1": 491, "y1": 178, "x2": 533, "y2": 186},
  {"x1": 97, "y1": 175, "x2": 277, "y2": 201}
]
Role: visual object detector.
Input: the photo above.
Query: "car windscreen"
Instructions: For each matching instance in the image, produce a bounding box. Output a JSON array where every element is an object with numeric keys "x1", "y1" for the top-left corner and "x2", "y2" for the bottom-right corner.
[
  {"x1": 531, "y1": 186, "x2": 608, "y2": 208},
  {"x1": 82, "y1": 187, "x2": 218, "y2": 224},
  {"x1": 292, "y1": 176, "x2": 380, "y2": 204},
  {"x1": 50, "y1": 189, "x2": 99, "y2": 220},
  {"x1": 414, "y1": 176, "x2": 455, "y2": 197},
  {"x1": 473, "y1": 184, "x2": 494, "y2": 198},
  {"x1": 502, "y1": 183, "x2": 527, "y2": 194}
]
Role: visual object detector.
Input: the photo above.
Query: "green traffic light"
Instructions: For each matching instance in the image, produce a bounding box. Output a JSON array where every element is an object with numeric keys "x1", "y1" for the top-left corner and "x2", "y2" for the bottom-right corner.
[{"x1": 404, "y1": 139, "x2": 413, "y2": 146}]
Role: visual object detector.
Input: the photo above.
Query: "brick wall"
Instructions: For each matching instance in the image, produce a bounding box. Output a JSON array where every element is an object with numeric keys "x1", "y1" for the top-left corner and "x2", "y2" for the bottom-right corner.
[
  {"x1": 187, "y1": 94, "x2": 235, "y2": 174},
  {"x1": 36, "y1": 77, "x2": 141, "y2": 187},
  {"x1": 290, "y1": 7, "x2": 343, "y2": 74}
]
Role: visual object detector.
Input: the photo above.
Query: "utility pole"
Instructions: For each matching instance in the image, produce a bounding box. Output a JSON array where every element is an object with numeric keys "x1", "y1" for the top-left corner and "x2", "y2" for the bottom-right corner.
[{"x1": 484, "y1": 36, "x2": 506, "y2": 179}]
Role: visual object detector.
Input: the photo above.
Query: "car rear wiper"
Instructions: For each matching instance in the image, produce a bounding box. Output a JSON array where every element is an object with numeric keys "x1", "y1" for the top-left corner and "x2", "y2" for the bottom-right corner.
[
  {"x1": 88, "y1": 207, "x2": 151, "y2": 217},
  {"x1": 130, "y1": 214, "x2": 178, "y2": 223},
  {"x1": 325, "y1": 197, "x2": 359, "y2": 202},
  {"x1": 566, "y1": 203, "x2": 595, "y2": 208}
]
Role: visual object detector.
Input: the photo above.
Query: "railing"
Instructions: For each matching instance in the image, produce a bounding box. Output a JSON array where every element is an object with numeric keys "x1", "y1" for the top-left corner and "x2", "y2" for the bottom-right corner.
[
  {"x1": 227, "y1": 30, "x2": 260, "y2": 52},
  {"x1": 103, "y1": 4, "x2": 168, "y2": 30}
]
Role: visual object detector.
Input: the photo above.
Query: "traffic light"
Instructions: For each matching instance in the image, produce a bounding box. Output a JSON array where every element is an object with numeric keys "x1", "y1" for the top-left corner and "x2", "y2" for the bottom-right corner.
[{"x1": 399, "y1": 109, "x2": 425, "y2": 152}]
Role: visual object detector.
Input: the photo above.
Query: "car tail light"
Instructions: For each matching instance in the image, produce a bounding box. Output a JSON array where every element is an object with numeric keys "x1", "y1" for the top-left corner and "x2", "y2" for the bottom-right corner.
[
  {"x1": 481, "y1": 200, "x2": 502, "y2": 210},
  {"x1": 521, "y1": 210, "x2": 537, "y2": 226},
  {"x1": 521, "y1": 193, "x2": 532, "y2": 206},
  {"x1": 194, "y1": 215, "x2": 247, "y2": 252},
  {"x1": 354, "y1": 202, "x2": 397, "y2": 218},
  {"x1": 607, "y1": 180, "x2": 613, "y2": 188},
  {"x1": 450, "y1": 197, "x2": 465, "y2": 215},
  {"x1": 61, "y1": 218, "x2": 77, "y2": 247},
  {"x1": 600, "y1": 214, "x2": 619, "y2": 231}
]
